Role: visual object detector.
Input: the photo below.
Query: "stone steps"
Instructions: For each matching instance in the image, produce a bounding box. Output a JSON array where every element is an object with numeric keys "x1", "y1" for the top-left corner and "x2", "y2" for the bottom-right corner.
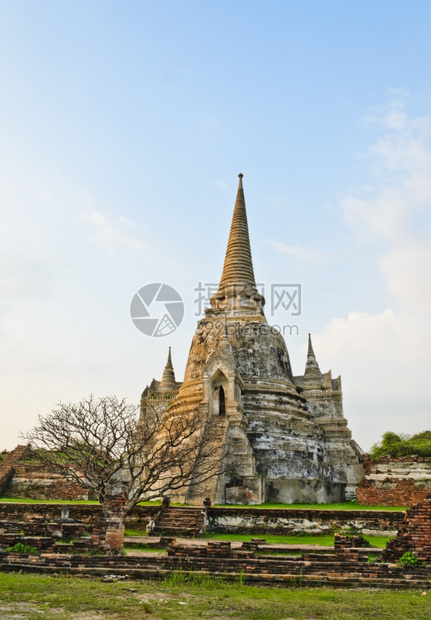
[
  {"x1": 186, "y1": 418, "x2": 227, "y2": 504},
  {"x1": 153, "y1": 507, "x2": 204, "y2": 537}
]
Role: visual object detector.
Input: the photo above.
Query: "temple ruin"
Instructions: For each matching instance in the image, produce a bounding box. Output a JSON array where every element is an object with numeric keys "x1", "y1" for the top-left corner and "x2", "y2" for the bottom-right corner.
[{"x1": 140, "y1": 174, "x2": 363, "y2": 504}]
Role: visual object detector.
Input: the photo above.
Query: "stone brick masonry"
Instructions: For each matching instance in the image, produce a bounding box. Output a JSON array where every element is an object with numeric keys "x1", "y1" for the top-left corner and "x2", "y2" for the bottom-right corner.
[
  {"x1": 384, "y1": 497, "x2": 431, "y2": 563},
  {"x1": 357, "y1": 455, "x2": 431, "y2": 507},
  {"x1": 1, "y1": 502, "x2": 431, "y2": 588},
  {"x1": 0, "y1": 502, "x2": 405, "y2": 536},
  {"x1": 91, "y1": 485, "x2": 127, "y2": 553},
  {"x1": 0, "y1": 539, "x2": 429, "y2": 589},
  {"x1": 208, "y1": 506, "x2": 405, "y2": 536}
]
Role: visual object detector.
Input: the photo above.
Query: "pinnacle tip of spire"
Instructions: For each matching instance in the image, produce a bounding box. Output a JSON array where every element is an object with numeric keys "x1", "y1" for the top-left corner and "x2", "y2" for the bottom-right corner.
[
  {"x1": 307, "y1": 334, "x2": 315, "y2": 356},
  {"x1": 166, "y1": 347, "x2": 173, "y2": 367},
  {"x1": 216, "y1": 171, "x2": 257, "y2": 294}
]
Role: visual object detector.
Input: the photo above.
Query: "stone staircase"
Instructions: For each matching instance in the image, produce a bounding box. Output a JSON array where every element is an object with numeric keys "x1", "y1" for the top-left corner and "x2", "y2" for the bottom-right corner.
[
  {"x1": 186, "y1": 417, "x2": 227, "y2": 504},
  {"x1": 153, "y1": 506, "x2": 205, "y2": 537},
  {"x1": 0, "y1": 445, "x2": 31, "y2": 495}
]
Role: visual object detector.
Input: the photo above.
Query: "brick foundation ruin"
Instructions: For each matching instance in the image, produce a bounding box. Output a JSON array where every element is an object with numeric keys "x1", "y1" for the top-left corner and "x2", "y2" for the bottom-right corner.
[
  {"x1": 357, "y1": 455, "x2": 431, "y2": 506},
  {"x1": 0, "y1": 501, "x2": 405, "y2": 537},
  {"x1": 0, "y1": 534, "x2": 429, "y2": 589},
  {"x1": 1, "y1": 501, "x2": 431, "y2": 588}
]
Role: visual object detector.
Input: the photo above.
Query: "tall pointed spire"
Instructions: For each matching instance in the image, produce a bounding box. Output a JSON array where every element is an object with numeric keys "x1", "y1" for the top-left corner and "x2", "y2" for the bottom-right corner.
[
  {"x1": 307, "y1": 333, "x2": 316, "y2": 360},
  {"x1": 304, "y1": 334, "x2": 323, "y2": 384},
  {"x1": 206, "y1": 174, "x2": 265, "y2": 317},
  {"x1": 219, "y1": 174, "x2": 256, "y2": 289},
  {"x1": 159, "y1": 347, "x2": 177, "y2": 393}
]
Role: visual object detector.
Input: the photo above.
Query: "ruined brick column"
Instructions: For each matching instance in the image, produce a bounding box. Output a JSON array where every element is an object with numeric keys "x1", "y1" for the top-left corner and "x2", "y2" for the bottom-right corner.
[
  {"x1": 92, "y1": 484, "x2": 127, "y2": 553},
  {"x1": 383, "y1": 497, "x2": 431, "y2": 562}
]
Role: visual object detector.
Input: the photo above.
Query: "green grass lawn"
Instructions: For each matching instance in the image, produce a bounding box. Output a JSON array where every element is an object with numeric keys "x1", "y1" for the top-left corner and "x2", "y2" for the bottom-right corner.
[
  {"x1": 201, "y1": 532, "x2": 392, "y2": 547},
  {"x1": 0, "y1": 573, "x2": 430, "y2": 619},
  {"x1": 123, "y1": 545, "x2": 166, "y2": 554},
  {"x1": 0, "y1": 497, "x2": 100, "y2": 504},
  {"x1": 125, "y1": 529, "x2": 393, "y2": 548},
  {"x1": 125, "y1": 528, "x2": 149, "y2": 536}
]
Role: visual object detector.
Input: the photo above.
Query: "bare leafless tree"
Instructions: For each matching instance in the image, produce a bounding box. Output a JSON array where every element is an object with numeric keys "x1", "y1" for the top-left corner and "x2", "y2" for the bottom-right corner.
[{"x1": 22, "y1": 395, "x2": 224, "y2": 514}]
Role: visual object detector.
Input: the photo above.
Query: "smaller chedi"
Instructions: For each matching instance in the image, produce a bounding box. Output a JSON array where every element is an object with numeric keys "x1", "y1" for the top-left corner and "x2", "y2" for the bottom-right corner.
[{"x1": 140, "y1": 175, "x2": 363, "y2": 505}]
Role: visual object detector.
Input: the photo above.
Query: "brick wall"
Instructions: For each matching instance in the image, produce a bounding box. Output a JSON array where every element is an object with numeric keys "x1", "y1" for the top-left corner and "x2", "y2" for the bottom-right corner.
[
  {"x1": 384, "y1": 497, "x2": 431, "y2": 562},
  {"x1": 0, "y1": 545, "x2": 429, "y2": 588}
]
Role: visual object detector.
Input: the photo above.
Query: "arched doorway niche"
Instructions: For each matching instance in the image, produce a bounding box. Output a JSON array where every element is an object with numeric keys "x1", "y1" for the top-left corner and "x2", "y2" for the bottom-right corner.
[{"x1": 211, "y1": 368, "x2": 228, "y2": 416}]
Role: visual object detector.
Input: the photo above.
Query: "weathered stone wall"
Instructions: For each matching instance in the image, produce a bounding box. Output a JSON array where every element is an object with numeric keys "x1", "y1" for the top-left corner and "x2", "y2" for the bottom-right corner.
[
  {"x1": 208, "y1": 507, "x2": 404, "y2": 536},
  {"x1": 357, "y1": 455, "x2": 431, "y2": 506},
  {"x1": 264, "y1": 478, "x2": 345, "y2": 504},
  {"x1": 0, "y1": 502, "x2": 404, "y2": 536}
]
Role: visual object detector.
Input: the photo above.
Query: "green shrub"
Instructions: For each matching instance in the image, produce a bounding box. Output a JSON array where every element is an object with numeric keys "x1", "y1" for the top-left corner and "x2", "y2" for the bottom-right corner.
[
  {"x1": 6, "y1": 543, "x2": 38, "y2": 554},
  {"x1": 369, "y1": 430, "x2": 431, "y2": 459},
  {"x1": 399, "y1": 551, "x2": 419, "y2": 565}
]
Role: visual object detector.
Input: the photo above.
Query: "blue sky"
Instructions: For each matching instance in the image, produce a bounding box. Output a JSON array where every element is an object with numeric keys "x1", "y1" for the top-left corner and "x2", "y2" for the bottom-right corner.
[{"x1": 1, "y1": 1, "x2": 431, "y2": 451}]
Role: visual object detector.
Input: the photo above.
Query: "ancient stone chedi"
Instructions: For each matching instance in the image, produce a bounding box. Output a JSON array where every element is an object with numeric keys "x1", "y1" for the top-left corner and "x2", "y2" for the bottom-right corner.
[{"x1": 140, "y1": 175, "x2": 363, "y2": 504}]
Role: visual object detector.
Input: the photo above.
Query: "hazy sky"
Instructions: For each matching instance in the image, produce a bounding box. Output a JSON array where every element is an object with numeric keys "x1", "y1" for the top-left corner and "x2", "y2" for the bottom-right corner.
[{"x1": 1, "y1": 1, "x2": 431, "y2": 451}]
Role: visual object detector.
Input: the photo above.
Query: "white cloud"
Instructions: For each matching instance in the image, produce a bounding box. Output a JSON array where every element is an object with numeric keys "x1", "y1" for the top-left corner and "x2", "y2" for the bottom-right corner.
[
  {"x1": 0, "y1": 253, "x2": 52, "y2": 301},
  {"x1": 316, "y1": 93, "x2": 431, "y2": 448},
  {"x1": 267, "y1": 239, "x2": 327, "y2": 264},
  {"x1": 382, "y1": 244, "x2": 431, "y2": 315},
  {"x1": 342, "y1": 98, "x2": 431, "y2": 244},
  {"x1": 81, "y1": 210, "x2": 146, "y2": 254},
  {"x1": 215, "y1": 180, "x2": 227, "y2": 189},
  {"x1": 199, "y1": 117, "x2": 219, "y2": 127}
]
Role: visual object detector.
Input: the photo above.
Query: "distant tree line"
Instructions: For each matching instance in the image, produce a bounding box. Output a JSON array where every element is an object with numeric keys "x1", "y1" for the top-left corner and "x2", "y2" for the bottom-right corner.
[{"x1": 370, "y1": 431, "x2": 431, "y2": 459}]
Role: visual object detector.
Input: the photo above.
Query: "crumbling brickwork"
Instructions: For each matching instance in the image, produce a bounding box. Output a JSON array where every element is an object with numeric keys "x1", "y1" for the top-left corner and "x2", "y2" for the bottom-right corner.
[
  {"x1": 357, "y1": 455, "x2": 431, "y2": 506},
  {"x1": 91, "y1": 485, "x2": 127, "y2": 553},
  {"x1": 1, "y1": 539, "x2": 429, "y2": 588},
  {"x1": 384, "y1": 497, "x2": 431, "y2": 562}
]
